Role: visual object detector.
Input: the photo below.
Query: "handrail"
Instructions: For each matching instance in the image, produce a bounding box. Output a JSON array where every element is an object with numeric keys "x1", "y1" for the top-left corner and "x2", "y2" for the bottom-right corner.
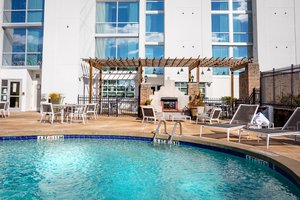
[
  {"x1": 153, "y1": 120, "x2": 182, "y2": 144},
  {"x1": 153, "y1": 120, "x2": 167, "y2": 141},
  {"x1": 169, "y1": 121, "x2": 182, "y2": 142}
]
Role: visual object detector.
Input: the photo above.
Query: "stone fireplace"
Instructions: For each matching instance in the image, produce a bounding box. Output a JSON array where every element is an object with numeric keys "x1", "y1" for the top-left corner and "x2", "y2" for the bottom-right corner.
[
  {"x1": 161, "y1": 97, "x2": 178, "y2": 111},
  {"x1": 149, "y1": 80, "x2": 189, "y2": 112}
]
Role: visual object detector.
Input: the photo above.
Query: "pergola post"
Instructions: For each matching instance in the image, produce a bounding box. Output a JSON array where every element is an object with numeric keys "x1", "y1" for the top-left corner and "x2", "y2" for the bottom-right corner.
[
  {"x1": 98, "y1": 64, "x2": 103, "y2": 100},
  {"x1": 89, "y1": 60, "x2": 93, "y2": 103},
  {"x1": 230, "y1": 70, "x2": 234, "y2": 99},
  {"x1": 188, "y1": 67, "x2": 192, "y2": 82}
]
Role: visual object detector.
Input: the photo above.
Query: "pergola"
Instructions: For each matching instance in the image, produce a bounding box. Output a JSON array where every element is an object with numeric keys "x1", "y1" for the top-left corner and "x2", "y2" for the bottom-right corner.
[{"x1": 82, "y1": 57, "x2": 253, "y2": 103}]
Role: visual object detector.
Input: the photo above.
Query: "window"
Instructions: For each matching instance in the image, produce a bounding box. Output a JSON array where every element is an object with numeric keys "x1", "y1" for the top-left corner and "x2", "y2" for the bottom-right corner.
[
  {"x1": 3, "y1": 28, "x2": 43, "y2": 66},
  {"x1": 96, "y1": 38, "x2": 139, "y2": 59},
  {"x1": 233, "y1": 14, "x2": 252, "y2": 42},
  {"x1": 145, "y1": 45, "x2": 164, "y2": 58},
  {"x1": 233, "y1": 0, "x2": 252, "y2": 11},
  {"x1": 212, "y1": 14, "x2": 229, "y2": 42},
  {"x1": 199, "y1": 83, "x2": 206, "y2": 97},
  {"x1": 212, "y1": 46, "x2": 229, "y2": 75},
  {"x1": 146, "y1": 14, "x2": 164, "y2": 43},
  {"x1": 233, "y1": 46, "x2": 252, "y2": 58},
  {"x1": 175, "y1": 82, "x2": 188, "y2": 95},
  {"x1": 102, "y1": 80, "x2": 135, "y2": 98},
  {"x1": 146, "y1": 0, "x2": 164, "y2": 11},
  {"x1": 144, "y1": 45, "x2": 164, "y2": 75},
  {"x1": 211, "y1": 0, "x2": 228, "y2": 10},
  {"x1": 96, "y1": 1, "x2": 139, "y2": 34},
  {"x1": 3, "y1": 0, "x2": 44, "y2": 23},
  {"x1": 1, "y1": 80, "x2": 8, "y2": 101}
]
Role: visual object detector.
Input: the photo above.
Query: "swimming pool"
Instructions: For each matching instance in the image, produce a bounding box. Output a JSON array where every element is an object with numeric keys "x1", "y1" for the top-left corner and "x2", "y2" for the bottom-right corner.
[{"x1": 0, "y1": 138, "x2": 299, "y2": 199}]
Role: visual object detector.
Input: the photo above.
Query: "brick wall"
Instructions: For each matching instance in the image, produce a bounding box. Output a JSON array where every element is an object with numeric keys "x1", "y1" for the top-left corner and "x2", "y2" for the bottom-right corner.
[
  {"x1": 239, "y1": 63, "x2": 260, "y2": 99},
  {"x1": 139, "y1": 83, "x2": 153, "y2": 105}
]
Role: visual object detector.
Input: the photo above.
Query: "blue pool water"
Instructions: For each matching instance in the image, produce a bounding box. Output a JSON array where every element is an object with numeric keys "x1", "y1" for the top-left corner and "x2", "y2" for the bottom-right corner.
[{"x1": 0, "y1": 139, "x2": 299, "y2": 199}]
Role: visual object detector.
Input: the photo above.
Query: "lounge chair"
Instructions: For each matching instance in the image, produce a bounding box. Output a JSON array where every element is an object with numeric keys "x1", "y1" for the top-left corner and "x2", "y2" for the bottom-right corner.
[
  {"x1": 141, "y1": 106, "x2": 164, "y2": 124},
  {"x1": 0, "y1": 102, "x2": 10, "y2": 118},
  {"x1": 199, "y1": 104, "x2": 259, "y2": 141},
  {"x1": 243, "y1": 107, "x2": 300, "y2": 148},
  {"x1": 197, "y1": 108, "x2": 222, "y2": 124},
  {"x1": 40, "y1": 102, "x2": 61, "y2": 124}
]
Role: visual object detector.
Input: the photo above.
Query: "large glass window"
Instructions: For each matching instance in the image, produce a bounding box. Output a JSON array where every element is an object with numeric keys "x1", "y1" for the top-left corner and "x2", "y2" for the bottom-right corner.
[
  {"x1": 3, "y1": 28, "x2": 43, "y2": 66},
  {"x1": 96, "y1": 1, "x2": 139, "y2": 34},
  {"x1": 102, "y1": 80, "x2": 136, "y2": 98},
  {"x1": 233, "y1": 46, "x2": 252, "y2": 58},
  {"x1": 146, "y1": 0, "x2": 164, "y2": 11},
  {"x1": 233, "y1": 0, "x2": 252, "y2": 11},
  {"x1": 233, "y1": 14, "x2": 252, "y2": 42},
  {"x1": 212, "y1": 14, "x2": 229, "y2": 42},
  {"x1": 3, "y1": 0, "x2": 44, "y2": 23},
  {"x1": 212, "y1": 46, "x2": 229, "y2": 75},
  {"x1": 96, "y1": 38, "x2": 139, "y2": 59},
  {"x1": 145, "y1": 45, "x2": 164, "y2": 75},
  {"x1": 146, "y1": 14, "x2": 164, "y2": 43},
  {"x1": 211, "y1": 0, "x2": 228, "y2": 10}
]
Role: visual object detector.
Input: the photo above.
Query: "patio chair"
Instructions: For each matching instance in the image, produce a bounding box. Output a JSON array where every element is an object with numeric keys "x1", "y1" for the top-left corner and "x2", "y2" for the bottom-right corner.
[
  {"x1": 66, "y1": 105, "x2": 87, "y2": 124},
  {"x1": 197, "y1": 108, "x2": 222, "y2": 124},
  {"x1": 0, "y1": 102, "x2": 6, "y2": 118},
  {"x1": 199, "y1": 104, "x2": 259, "y2": 141},
  {"x1": 85, "y1": 103, "x2": 97, "y2": 119},
  {"x1": 242, "y1": 107, "x2": 300, "y2": 148},
  {"x1": 40, "y1": 102, "x2": 61, "y2": 124},
  {"x1": 4, "y1": 101, "x2": 10, "y2": 117},
  {"x1": 141, "y1": 106, "x2": 164, "y2": 124}
]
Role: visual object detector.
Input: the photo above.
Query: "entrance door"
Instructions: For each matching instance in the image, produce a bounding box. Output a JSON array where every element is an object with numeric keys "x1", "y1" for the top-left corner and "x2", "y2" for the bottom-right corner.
[{"x1": 9, "y1": 81, "x2": 21, "y2": 109}]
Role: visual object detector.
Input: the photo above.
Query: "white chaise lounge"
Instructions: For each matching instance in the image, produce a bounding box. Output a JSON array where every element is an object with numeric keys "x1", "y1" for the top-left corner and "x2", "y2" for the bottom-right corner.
[
  {"x1": 199, "y1": 104, "x2": 259, "y2": 141},
  {"x1": 243, "y1": 107, "x2": 300, "y2": 148}
]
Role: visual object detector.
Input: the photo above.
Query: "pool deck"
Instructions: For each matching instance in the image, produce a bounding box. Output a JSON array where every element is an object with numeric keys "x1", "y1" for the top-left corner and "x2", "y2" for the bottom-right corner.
[{"x1": 1, "y1": 112, "x2": 300, "y2": 187}]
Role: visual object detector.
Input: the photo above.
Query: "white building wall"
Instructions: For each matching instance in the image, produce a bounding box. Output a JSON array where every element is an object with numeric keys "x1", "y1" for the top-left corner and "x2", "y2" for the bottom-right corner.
[
  {"x1": 42, "y1": 0, "x2": 82, "y2": 104},
  {"x1": 164, "y1": 0, "x2": 217, "y2": 96},
  {"x1": 255, "y1": 0, "x2": 300, "y2": 71}
]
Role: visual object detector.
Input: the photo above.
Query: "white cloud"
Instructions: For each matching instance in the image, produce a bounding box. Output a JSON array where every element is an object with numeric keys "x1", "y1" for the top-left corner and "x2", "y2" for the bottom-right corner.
[
  {"x1": 234, "y1": 0, "x2": 248, "y2": 11},
  {"x1": 212, "y1": 33, "x2": 228, "y2": 42},
  {"x1": 233, "y1": 14, "x2": 248, "y2": 23},
  {"x1": 145, "y1": 33, "x2": 164, "y2": 43}
]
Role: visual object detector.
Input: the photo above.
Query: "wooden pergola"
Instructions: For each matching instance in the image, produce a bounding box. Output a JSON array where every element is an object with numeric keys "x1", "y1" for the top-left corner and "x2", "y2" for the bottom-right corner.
[{"x1": 82, "y1": 57, "x2": 253, "y2": 103}]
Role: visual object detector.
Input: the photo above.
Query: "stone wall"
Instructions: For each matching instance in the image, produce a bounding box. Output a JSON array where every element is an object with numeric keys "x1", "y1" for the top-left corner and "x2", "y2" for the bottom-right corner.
[
  {"x1": 139, "y1": 83, "x2": 153, "y2": 105},
  {"x1": 239, "y1": 63, "x2": 260, "y2": 99}
]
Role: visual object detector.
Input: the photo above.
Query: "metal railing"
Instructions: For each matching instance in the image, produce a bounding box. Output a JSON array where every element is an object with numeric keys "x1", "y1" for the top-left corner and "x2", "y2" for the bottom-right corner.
[{"x1": 77, "y1": 95, "x2": 138, "y2": 117}]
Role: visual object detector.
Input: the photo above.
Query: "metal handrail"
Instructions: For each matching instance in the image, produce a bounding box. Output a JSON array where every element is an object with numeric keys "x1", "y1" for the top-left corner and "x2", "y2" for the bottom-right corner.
[
  {"x1": 153, "y1": 120, "x2": 167, "y2": 141},
  {"x1": 153, "y1": 120, "x2": 182, "y2": 144},
  {"x1": 169, "y1": 121, "x2": 183, "y2": 142}
]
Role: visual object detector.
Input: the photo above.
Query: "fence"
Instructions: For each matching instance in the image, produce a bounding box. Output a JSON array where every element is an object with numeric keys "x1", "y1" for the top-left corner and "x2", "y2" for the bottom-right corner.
[
  {"x1": 260, "y1": 64, "x2": 300, "y2": 108},
  {"x1": 78, "y1": 96, "x2": 139, "y2": 117}
]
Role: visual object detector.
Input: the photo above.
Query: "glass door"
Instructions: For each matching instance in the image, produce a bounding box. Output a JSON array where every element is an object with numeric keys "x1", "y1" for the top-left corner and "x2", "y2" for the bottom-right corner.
[{"x1": 9, "y1": 81, "x2": 21, "y2": 109}]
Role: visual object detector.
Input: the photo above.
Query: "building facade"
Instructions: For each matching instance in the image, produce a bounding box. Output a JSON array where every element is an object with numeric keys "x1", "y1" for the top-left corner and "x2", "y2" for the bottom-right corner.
[{"x1": 0, "y1": 0, "x2": 300, "y2": 111}]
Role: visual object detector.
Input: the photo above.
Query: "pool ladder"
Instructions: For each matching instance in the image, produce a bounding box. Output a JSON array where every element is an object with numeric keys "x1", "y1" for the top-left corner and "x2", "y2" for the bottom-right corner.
[{"x1": 153, "y1": 120, "x2": 182, "y2": 144}]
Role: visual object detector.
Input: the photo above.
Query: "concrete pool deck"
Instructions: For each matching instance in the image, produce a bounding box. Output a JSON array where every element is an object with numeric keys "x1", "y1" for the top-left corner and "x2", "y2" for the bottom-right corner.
[{"x1": 1, "y1": 112, "x2": 300, "y2": 187}]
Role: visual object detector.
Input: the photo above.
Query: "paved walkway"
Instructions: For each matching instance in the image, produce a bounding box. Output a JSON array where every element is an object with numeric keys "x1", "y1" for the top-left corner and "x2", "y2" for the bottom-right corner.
[{"x1": 0, "y1": 112, "x2": 300, "y2": 162}]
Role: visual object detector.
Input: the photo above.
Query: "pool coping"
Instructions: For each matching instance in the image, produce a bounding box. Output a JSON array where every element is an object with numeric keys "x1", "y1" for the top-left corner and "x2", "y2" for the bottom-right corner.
[{"x1": 1, "y1": 131, "x2": 300, "y2": 190}]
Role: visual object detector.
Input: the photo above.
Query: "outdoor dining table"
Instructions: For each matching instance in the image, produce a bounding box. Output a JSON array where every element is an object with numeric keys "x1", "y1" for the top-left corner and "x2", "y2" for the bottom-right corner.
[{"x1": 52, "y1": 104, "x2": 84, "y2": 123}]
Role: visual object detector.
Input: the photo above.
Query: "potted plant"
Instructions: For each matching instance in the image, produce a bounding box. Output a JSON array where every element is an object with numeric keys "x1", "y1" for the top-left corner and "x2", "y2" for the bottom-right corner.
[
  {"x1": 189, "y1": 93, "x2": 204, "y2": 117},
  {"x1": 49, "y1": 93, "x2": 61, "y2": 104},
  {"x1": 144, "y1": 99, "x2": 152, "y2": 106}
]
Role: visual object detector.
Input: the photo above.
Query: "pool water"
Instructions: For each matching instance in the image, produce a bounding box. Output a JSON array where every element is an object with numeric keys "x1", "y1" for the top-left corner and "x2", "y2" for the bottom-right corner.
[{"x1": 0, "y1": 139, "x2": 299, "y2": 199}]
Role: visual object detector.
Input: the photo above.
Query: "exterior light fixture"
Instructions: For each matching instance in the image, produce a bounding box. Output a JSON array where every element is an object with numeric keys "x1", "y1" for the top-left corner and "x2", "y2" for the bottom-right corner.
[
  {"x1": 201, "y1": 69, "x2": 204, "y2": 75},
  {"x1": 153, "y1": 68, "x2": 156, "y2": 74},
  {"x1": 180, "y1": 67, "x2": 184, "y2": 72},
  {"x1": 191, "y1": 75, "x2": 194, "y2": 82},
  {"x1": 207, "y1": 67, "x2": 211, "y2": 71},
  {"x1": 177, "y1": 71, "x2": 180, "y2": 74},
  {"x1": 144, "y1": 75, "x2": 148, "y2": 83}
]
